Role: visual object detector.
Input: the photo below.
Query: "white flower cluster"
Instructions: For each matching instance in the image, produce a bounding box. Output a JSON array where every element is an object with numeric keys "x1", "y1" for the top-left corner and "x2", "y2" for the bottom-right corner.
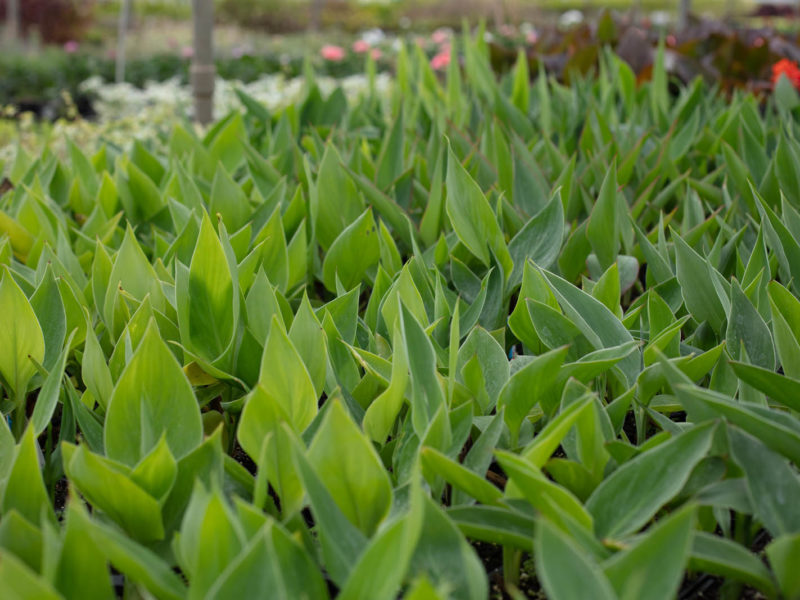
[
  {"x1": 82, "y1": 72, "x2": 393, "y2": 125},
  {"x1": 1, "y1": 72, "x2": 393, "y2": 164}
]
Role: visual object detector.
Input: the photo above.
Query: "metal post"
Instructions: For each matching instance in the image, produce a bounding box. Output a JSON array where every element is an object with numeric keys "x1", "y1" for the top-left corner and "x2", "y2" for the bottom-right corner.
[
  {"x1": 678, "y1": 0, "x2": 691, "y2": 30},
  {"x1": 310, "y1": 0, "x2": 324, "y2": 31},
  {"x1": 191, "y1": 0, "x2": 215, "y2": 125},
  {"x1": 5, "y1": 0, "x2": 19, "y2": 45},
  {"x1": 115, "y1": 0, "x2": 132, "y2": 83}
]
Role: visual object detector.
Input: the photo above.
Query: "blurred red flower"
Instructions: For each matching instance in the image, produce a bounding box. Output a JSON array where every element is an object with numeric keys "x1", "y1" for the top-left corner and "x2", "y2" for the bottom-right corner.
[
  {"x1": 352, "y1": 40, "x2": 370, "y2": 54},
  {"x1": 431, "y1": 50, "x2": 451, "y2": 71},
  {"x1": 321, "y1": 45, "x2": 346, "y2": 61},
  {"x1": 772, "y1": 59, "x2": 800, "y2": 90}
]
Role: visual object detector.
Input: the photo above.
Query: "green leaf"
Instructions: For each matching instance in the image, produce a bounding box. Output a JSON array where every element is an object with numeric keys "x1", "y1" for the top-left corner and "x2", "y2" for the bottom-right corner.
[
  {"x1": 400, "y1": 303, "x2": 445, "y2": 437},
  {"x1": 1, "y1": 427, "x2": 55, "y2": 526},
  {"x1": 587, "y1": 162, "x2": 621, "y2": 269},
  {"x1": 728, "y1": 361, "x2": 800, "y2": 412},
  {"x1": 322, "y1": 208, "x2": 380, "y2": 292},
  {"x1": 603, "y1": 505, "x2": 695, "y2": 600},
  {"x1": 674, "y1": 384, "x2": 800, "y2": 464},
  {"x1": 29, "y1": 265, "x2": 65, "y2": 373},
  {"x1": 586, "y1": 422, "x2": 715, "y2": 539},
  {"x1": 541, "y1": 268, "x2": 639, "y2": 385},
  {"x1": 690, "y1": 532, "x2": 776, "y2": 596},
  {"x1": 259, "y1": 316, "x2": 318, "y2": 433},
  {"x1": 447, "y1": 505, "x2": 534, "y2": 549},
  {"x1": 177, "y1": 485, "x2": 244, "y2": 598},
  {"x1": 87, "y1": 512, "x2": 186, "y2": 600},
  {"x1": 105, "y1": 320, "x2": 202, "y2": 466},
  {"x1": 497, "y1": 346, "x2": 569, "y2": 440},
  {"x1": 315, "y1": 144, "x2": 364, "y2": 250},
  {"x1": 766, "y1": 533, "x2": 800, "y2": 600},
  {"x1": 673, "y1": 232, "x2": 728, "y2": 333},
  {"x1": 0, "y1": 550, "x2": 62, "y2": 600},
  {"x1": 206, "y1": 521, "x2": 329, "y2": 600},
  {"x1": 177, "y1": 212, "x2": 237, "y2": 364},
  {"x1": 292, "y1": 441, "x2": 367, "y2": 587},
  {"x1": 445, "y1": 143, "x2": 512, "y2": 277},
  {"x1": 31, "y1": 330, "x2": 75, "y2": 435},
  {"x1": 508, "y1": 189, "x2": 564, "y2": 287},
  {"x1": 288, "y1": 293, "x2": 328, "y2": 397},
  {"x1": 535, "y1": 518, "x2": 618, "y2": 600},
  {"x1": 728, "y1": 426, "x2": 800, "y2": 536},
  {"x1": 308, "y1": 399, "x2": 392, "y2": 535},
  {"x1": 63, "y1": 443, "x2": 164, "y2": 542},
  {"x1": 363, "y1": 321, "x2": 409, "y2": 443},
  {"x1": 53, "y1": 503, "x2": 116, "y2": 600},
  {"x1": 409, "y1": 496, "x2": 488, "y2": 600},
  {"x1": 726, "y1": 280, "x2": 775, "y2": 370},
  {"x1": 0, "y1": 267, "x2": 45, "y2": 400},
  {"x1": 497, "y1": 450, "x2": 593, "y2": 533},
  {"x1": 421, "y1": 446, "x2": 503, "y2": 506}
]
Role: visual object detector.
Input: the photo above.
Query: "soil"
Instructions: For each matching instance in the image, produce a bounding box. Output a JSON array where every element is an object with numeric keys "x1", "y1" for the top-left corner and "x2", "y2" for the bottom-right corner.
[
  {"x1": 473, "y1": 542, "x2": 545, "y2": 600},
  {"x1": 230, "y1": 441, "x2": 257, "y2": 476}
]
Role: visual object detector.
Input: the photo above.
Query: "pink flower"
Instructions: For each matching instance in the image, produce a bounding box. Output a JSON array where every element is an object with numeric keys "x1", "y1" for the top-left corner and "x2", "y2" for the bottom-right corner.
[
  {"x1": 526, "y1": 30, "x2": 538, "y2": 45},
  {"x1": 431, "y1": 50, "x2": 451, "y2": 71},
  {"x1": 181, "y1": 46, "x2": 194, "y2": 59},
  {"x1": 370, "y1": 48, "x2": 382, "y2": 61},
  {"x1": 498, "y1": 24, "x2": 515, "y2": 37},
  {"x1": 320, "y1": 44, "x2": 346, "y2": 61},
  {"x1": 431, "y1": 28, "x2": 450, "y2": 45},
  {"x1": 352, "y1": 39, "x2": 370, "y2": 53},
  {"x1": 63, "y1": 40, "x2": 79, "y2": 53}
]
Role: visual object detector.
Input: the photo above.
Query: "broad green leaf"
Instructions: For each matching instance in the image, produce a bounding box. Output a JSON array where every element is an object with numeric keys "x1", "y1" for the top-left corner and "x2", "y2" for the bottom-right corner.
[
  {"x1": 105, "y1": 320, "x2": 203, "y2": 466},
  {"x1": 292, "y1": 442, "x2": 367, "y2": 587},
  {"x1": 534, "y1": 519, "x2": 618, "y2": 600},
  {"x1": 31, "y1": 330, "x2": 75, "y2": 435},
  {"x1": 409, "y1": 496, "x2": 488, "y2": 600},
  {"x1": 690, "y1": 532, "x2": 776, "y2": 596},
  {"x1": 86, "y1": 513, "x2": 186, "y2": 600},
  {"x1": 586, "y1": 422, "x2": 715, "y2": 539},
  {"x1": 421, "y1": 446, "x2": 503, "y2": 506},
  {"x1": 508, "y1": 188, "x2": 564, "y2": 287},
  {"x1": 603, "y1": 505, "x2": 695, "y2": 600},
  {"x1": 673, "y1": 232, "x2": 728, "y2": 333},
  {"x1": 587, "y1": 163, "x2": 621, "y2": 269},
  {"x1": 308, "y1": 400, "x2": 392, "y2": 535},
  {"x1": 0, "y1": 550, "x2": 61, "y2": 600},
  {"x1": 177, "y1": 212, "x2": 237, "y2": 364},
  {"x1": 53, "y1": 503, "x2": 116, "y2": 600},
  {"x1": 728, "y1": 426, "x2": 800, "y2": 536},
  {"x1": 259, "y1": 316, "x2": 318, "y2": 433},
  {"x1": 498, "y1": 346, "x2": 569, "y2": 440},
  {"x1": 766, "y1": 533, "x2": 800, "y2": 600},
  {"x1": 322, "y1": 208, "x2": 380, "y2": 292},
  {"x1": 445, "y1": 143, "x2": 512, "y2": 277},
  {"x1": 63, "y1": 443, "x2": 164, "y2": 542},
  {"x1": 206, "y1": 521, "x2": 329, "y2": 600},
  {"x1": 726, "y1": 280, "x2": 775, "y2": 369},
  {"x1": 1, "y1": 427, "x2": 54, "y2": 526},
  {"x1": 0, "y1": 267, "x2": 45, "y2": 401}
]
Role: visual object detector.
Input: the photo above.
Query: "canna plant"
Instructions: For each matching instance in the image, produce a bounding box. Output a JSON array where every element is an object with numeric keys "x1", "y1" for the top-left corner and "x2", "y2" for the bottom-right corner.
[{"x1": 1, "y1": 27, "x2": 800, "y2": 600}]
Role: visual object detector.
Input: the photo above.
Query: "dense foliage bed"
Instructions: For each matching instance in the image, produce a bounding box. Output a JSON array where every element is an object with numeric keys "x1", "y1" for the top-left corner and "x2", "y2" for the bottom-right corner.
[{"x1": 1, "y1": 30, "x2": 800, "y2": 599}]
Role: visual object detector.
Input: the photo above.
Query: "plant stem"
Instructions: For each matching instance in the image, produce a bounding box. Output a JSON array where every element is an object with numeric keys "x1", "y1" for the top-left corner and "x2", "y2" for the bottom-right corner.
[{"x1": 503, "y1": 546, "x2": 521, "y2": 590}]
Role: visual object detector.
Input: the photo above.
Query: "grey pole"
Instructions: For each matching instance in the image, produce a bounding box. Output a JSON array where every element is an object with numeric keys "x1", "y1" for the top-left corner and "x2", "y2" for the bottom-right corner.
[
  {"x1": 678, "y1": 0, "x2": 691, "y2": 30},
  {"x1": 5, "y1": 0, "x2": 19, "y2": 45},
  {"x1": 115, "y1": 0, "x2": 133, "y2": 83},
  {"x1": 191, "y1": 0, "x2": 215, "y2": 125}
]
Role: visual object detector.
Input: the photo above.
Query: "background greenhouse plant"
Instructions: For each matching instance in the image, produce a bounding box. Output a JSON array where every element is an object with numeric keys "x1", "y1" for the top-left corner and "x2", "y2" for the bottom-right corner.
[{"x1": 1, "y1": 26, "x2": 800, "y2": 599}]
